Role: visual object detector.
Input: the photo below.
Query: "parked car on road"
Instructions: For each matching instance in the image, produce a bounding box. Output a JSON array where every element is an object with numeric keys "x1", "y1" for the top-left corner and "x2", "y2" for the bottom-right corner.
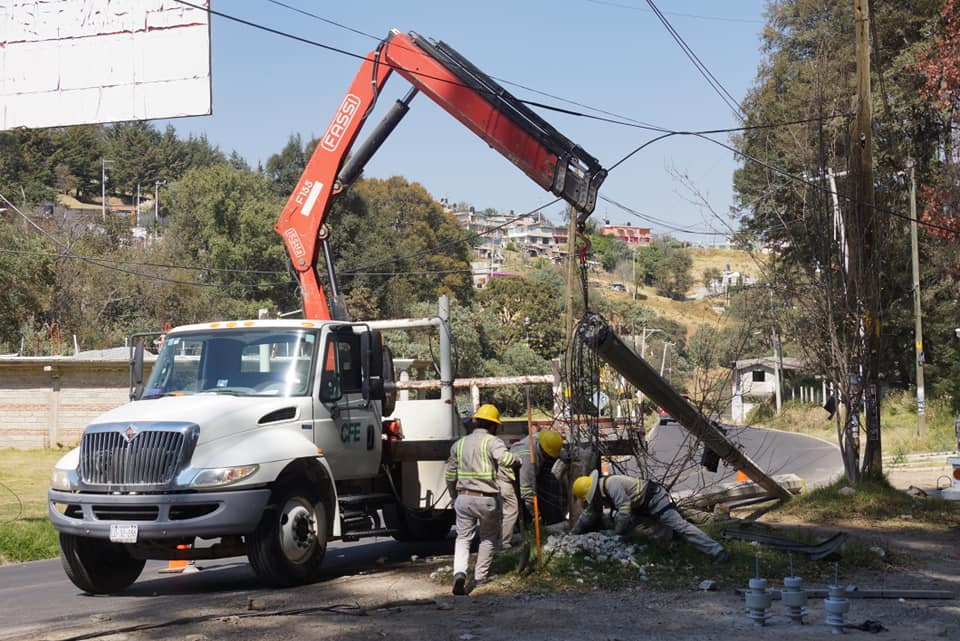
[{"x1": 657, "y1": 393, "x2": 691, "y2": 425}]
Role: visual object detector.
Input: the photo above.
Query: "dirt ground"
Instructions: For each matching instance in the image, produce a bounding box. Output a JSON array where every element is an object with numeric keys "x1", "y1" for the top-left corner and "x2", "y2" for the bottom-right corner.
[{"x1": 22, "y1": 462, "x2": 960, "y2": 641}]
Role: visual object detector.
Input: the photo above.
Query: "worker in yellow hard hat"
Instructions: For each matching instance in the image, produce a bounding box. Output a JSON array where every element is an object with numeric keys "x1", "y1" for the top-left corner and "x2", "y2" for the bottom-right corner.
[
  {"x1": 497, "y1": 429, "x2": 566, "y2": 549},
  {"x1": 571, "y1": 471, "x2": 729, "y2": 562},
  {"x1": 445, "y1": 404, "x2": 520, "y2": 595}
]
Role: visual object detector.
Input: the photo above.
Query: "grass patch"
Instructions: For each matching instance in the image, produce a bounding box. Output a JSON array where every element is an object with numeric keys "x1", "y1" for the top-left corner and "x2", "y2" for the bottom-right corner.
[
  {"x1": 771, "y1": 475, "x2": 960, "y2": 528},
  {"x1": 468, "y1": 524, "x2": 886, "y2": 594},
  {"x1": 759, "y1": 391, "x2": 958, "y2": 455},
  {"x1": 0, "y1": 519, "x2": 59, "y2": 564},
  {"x1": 0, "y1": 448, "x2": 67, "y2": 564}
]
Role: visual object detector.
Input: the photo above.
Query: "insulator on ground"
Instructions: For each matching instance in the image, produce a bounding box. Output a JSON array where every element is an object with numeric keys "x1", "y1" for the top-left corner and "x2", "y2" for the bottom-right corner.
[
  {"x1": 744, "y1": 577, "x2": 772, "y2": 626},
  {"x1": 781, "y1": 575, "x2": 808, "y2": 624},
  {"x1": 824, "y1": 585, "x2": 850, "y2": 635}
]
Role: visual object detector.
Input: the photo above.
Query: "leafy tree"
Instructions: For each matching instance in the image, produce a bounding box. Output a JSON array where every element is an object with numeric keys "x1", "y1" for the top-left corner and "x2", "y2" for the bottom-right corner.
[
  {"x1": 702, "y1": 266, "x2": 722, "y2": 292},
  {"x1": 731, "y1": 0, "x2": 943, "y2": 480},
  {"x1": 161, "y1": 164, "x2": 293, "y2": 313},
  {"x1": 55, "y1": 125, "x2": 105, "y2": 200},
  {"x1": 265, "y1": 134, "x2": 307, "y2": 196},
  {"x1": 653, "y1": 249, "x2": 693, "y2": 299},
  {"x1": 0, "y1": 219, "x2": 55, "y2": 350},
  {"x1": 587, "y1": 231, "x2": 631, "y2": 271},
  {"x1": 329, "y1": 177, "x2": 473, "y2": 319},
  {"x1": 0, "y1": 128, "x2": 57, "y2": 205},
  {"x1": 476, "y1": 270, "x2": 565, "y2": 359},
  {"x1": 105, "y1": 122, "x2": 163, "y2": 197},
  {"x1": 915, "y1": 0, "x2": 960, "y2": 239}
]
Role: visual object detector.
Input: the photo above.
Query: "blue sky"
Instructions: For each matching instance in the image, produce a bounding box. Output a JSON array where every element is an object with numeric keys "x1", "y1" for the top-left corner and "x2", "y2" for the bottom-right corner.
[{"x1": 163, "y1": 0, "x2": 769, "y2": 241}]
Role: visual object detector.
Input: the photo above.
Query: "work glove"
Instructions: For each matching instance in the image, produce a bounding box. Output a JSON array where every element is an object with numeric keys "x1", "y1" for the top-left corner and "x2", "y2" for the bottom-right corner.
[
  {"x1": 550, "y1": 458, "x2": 568, "y2": 482},
  {"x1": 613, "y1": 512, "x2": 634, "y2": 536},
  {"x1": 571, "y1": 511, "x2": 598, "y2": 535}
]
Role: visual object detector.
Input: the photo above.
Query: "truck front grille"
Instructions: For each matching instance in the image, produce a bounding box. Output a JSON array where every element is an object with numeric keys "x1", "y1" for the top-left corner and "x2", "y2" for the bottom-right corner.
[{"x1": 79, "y1": 423, "x2": 197, "y2": 489}]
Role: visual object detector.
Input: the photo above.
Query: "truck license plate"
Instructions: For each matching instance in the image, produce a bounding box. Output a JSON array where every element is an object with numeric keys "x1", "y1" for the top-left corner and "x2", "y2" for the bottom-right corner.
[{"x1": 109, "y1": 523, "x2": 138, "y2": 543}]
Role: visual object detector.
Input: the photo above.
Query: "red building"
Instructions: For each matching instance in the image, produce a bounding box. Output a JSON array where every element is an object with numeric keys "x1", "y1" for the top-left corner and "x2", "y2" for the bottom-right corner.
[{"x1": 599, "y1": 224, "x2": 652, "y2": 247}]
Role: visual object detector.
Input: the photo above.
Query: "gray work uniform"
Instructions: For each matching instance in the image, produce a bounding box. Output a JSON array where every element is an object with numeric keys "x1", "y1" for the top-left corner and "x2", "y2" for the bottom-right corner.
[
  {"x1": 445, "y1": 427, "x2": 517, "y2": 581},
  {"x1": 497, "y1": 436, "x2": 547, "y2": 546},
  {"x1": 574, "y1": 474, "x2": 725, "y2": 559}
]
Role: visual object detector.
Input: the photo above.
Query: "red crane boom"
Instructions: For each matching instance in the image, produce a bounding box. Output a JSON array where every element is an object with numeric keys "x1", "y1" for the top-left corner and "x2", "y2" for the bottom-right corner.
[{"x1": 275, "y1": 29, "x2": 606, "y2": 320}]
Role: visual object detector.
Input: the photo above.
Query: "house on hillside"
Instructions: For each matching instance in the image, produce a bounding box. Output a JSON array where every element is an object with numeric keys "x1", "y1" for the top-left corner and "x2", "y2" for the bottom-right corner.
[
  {"x1": 729, "y1": 355, "x2": 809, "y2": 423},
  {"x1": 599, "y1": 223, "x2": 652, "y2": 247}
]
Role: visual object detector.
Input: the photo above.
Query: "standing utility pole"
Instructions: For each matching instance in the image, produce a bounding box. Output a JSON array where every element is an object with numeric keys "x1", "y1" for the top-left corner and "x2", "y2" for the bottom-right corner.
[
  {"x1": 769, "y1": 287, "x2": 783, "y2": 414},
  {"x1": 564, "y1": 205, "x2": 578, "y2": 349},
  {"x1": 154, "y1": 180, "x2": 166, "y2": 224},
  {"x1": 100, "y1": 159, "x2": 114, "y2": 223},
  {"x1": 854, "y1": 0, "x2": 882, "y2": 474},
  {"x1": 908, "y1": 160, "x2": 926, "y2": 436}
]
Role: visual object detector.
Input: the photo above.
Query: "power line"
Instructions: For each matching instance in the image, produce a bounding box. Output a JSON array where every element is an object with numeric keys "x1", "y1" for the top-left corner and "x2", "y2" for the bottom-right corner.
[
  {"x1": 585, "y1": 0, "x2": 764, "y2": 24},
  {"x1": 0, "y1": 193, "x2": 291, "y2": 289},
  {"x1": 599, "y1": 195, "x2": 728, "y2": 236},
  {"x1": 643, "y1": 0, "x2": 746, "y2": 121}
]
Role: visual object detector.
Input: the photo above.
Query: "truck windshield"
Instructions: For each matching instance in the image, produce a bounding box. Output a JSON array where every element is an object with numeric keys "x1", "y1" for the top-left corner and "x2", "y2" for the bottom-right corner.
[{"x1": 142, "y1": 328, "x2": 319, "y2": 398}]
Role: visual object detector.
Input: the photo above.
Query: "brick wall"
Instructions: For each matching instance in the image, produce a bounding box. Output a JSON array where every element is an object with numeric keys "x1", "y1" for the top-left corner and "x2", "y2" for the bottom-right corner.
[{"x1": 0, "y1": 357, "x2": 151, "y2": 449}]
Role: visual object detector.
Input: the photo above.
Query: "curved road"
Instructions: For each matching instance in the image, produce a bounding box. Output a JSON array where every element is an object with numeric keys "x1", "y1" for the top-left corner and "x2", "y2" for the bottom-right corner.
[{"x1": 643, "y1": 421, "x2": 844, "y2": 495}]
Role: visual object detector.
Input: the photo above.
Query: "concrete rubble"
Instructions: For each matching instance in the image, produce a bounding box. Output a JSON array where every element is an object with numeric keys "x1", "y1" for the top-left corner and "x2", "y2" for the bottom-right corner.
[{"x1": 543, "y1": 531, "x2": 643, "y2": 566}]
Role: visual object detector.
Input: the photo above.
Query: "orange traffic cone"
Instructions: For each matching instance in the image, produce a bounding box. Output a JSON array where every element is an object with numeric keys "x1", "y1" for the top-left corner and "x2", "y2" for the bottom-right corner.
[
  {"x1": 159, "y1": 544, "x2": 196, "y2": 574},
  {"x1": 736, "y1": 470, "x2": 748, "y2": 482}
]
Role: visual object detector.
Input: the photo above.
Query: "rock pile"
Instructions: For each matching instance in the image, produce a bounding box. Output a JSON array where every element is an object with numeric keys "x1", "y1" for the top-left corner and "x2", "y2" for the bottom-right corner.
[{"x1": 543, "y1": 531, "x2": 643, "y2": 566}]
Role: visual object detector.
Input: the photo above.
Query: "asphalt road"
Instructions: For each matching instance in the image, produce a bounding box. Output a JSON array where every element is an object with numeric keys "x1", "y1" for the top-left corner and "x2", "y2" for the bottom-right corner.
[
  {"x1": 642, "y1": 421, "x2": 843, "y2": 495},
  {"x1": 0, "y1": 537, "x2": 453, "y2": 640}
]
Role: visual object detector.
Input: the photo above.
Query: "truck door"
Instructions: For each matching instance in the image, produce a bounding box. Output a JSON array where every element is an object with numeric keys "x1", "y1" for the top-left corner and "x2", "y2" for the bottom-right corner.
[{"x1": 315, "y1": 328, "x2": 382, "y2": 479}]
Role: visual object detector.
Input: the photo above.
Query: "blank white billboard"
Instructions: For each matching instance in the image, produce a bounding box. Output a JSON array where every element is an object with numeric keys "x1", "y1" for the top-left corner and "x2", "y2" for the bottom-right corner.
[{"x1": 0, "y1": 0, "x2": 211, "y2": 131}]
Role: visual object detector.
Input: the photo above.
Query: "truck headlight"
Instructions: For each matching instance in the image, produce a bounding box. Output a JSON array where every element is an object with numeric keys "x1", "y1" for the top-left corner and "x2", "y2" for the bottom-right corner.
[
  {"x1": 50, "y1": 467, "x2": 79, "y2": 491},
  {"x1": 191, "y1": 465, "x2": 259, "y2": 488}
]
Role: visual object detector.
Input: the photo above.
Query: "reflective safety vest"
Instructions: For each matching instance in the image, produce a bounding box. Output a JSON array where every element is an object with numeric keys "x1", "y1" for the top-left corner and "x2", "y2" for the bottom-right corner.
[{"x1": 445, "y1": 428, "x2": 516, "y2": 494}]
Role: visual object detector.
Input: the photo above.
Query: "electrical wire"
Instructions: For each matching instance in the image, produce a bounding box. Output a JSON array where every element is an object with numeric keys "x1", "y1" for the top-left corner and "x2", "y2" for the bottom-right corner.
[
  {"x1": 586, "y1": 0, "x2": 764, "y2": 24},
  {"x1": 643, "y1": 0, "x2": 746, "y2": 121},
  {"x1": 0, "y1": 193, "x2": 292, "y2": 289},
  {"x1": 599, "y1": 195, "x2": 727, "y2": 236}
]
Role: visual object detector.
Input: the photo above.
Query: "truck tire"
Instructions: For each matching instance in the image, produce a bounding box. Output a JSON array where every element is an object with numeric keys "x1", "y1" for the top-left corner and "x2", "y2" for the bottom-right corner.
[
  {"x1": 59, "y1": 533, "x2": 146, "y2": 594},
  {"x1": 247, "y1": 483, "x2": 327, "y2": 587},
  {"x1": 384, "y1": 505, "x2": 454, "y2": 542}
]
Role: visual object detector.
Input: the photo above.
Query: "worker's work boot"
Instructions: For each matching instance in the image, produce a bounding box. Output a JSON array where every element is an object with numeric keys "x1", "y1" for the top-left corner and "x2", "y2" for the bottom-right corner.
[{"x1": 452, "y1": 572, "x2": 467, "y2": 596}]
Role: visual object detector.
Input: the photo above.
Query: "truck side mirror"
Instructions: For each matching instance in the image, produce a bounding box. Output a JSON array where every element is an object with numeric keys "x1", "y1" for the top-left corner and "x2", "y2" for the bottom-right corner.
[
  {"x1": 361, "y1": 330, "x2": 385, "y2": 402},
  {"x1": 361, "y1": 331, "x2": 397, "y2": 415},
  {"x1": 129, "y1": 336, "x2": 146, "y2": 401}
]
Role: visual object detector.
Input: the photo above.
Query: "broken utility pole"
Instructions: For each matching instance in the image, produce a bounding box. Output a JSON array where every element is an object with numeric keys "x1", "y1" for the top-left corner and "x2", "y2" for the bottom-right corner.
[{"x1": 576, "y1": 312, "x2": 793, "y2": 503}]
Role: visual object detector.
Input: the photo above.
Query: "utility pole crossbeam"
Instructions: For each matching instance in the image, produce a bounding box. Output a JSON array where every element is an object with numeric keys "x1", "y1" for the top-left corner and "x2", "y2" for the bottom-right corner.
[{"x1": 577, "y1": 312, "x2": 793, "y2": 503}]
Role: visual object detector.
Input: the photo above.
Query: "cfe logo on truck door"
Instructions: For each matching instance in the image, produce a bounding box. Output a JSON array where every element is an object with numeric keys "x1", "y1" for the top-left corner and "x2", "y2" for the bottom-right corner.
[
  {"x1": 340, "y1": 421, "x2": 361, "y2": 443},
  {"x1": 321, "y1": 94, "x2": 361, "y2": 152}
]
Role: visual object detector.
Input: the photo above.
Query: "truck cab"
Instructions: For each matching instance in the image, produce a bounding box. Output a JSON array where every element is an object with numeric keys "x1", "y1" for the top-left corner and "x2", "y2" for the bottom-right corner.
[{"x1": 48, "y1": 318, "x2": 424, "y2": 593}]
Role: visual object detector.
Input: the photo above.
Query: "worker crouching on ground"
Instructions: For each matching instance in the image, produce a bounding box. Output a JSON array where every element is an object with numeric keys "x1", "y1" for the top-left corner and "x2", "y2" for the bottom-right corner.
[
  {"x1": 445, "y1": 404, "x2": 521, "y2": 595},
  {"x1": 497, "y1": 430, "x2": 565, "y2": 548},
  {"x1": 571, "y1": 471, "x2": 729, "y2": 562}
]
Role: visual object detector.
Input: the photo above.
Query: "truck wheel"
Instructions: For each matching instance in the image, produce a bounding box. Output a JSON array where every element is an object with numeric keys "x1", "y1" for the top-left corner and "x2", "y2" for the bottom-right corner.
[
  {"x1": 247, "y1": 484, "x2": 327, "y2": 587},
  {"x1": 59, "y1": 533, "x2": 145, "y2": 594},
  {"x1": 384, "y1": 505, "x2": 454, "y2": 542}
]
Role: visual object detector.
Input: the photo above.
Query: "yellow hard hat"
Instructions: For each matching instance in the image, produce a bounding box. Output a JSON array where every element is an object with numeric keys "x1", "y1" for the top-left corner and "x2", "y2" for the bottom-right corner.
[
  {"x1": 572, "y1": 470, "x2": 599, "y2": 502},
  {"x1": 472, "y1": 404, "x2": 501, "y2": 425},
  {"x1": 537, "y1": 430, "x2": 563, "y2": 458}
]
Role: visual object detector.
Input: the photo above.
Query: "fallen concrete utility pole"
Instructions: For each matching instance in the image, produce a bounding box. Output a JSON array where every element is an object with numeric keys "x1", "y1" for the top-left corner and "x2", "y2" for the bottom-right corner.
[
  {"x1": 679, "y1": 474, "x2": 806, "y2": 510},
  {"x1": 577, "y1": 312, "x2": 793, "y2": 503}
]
